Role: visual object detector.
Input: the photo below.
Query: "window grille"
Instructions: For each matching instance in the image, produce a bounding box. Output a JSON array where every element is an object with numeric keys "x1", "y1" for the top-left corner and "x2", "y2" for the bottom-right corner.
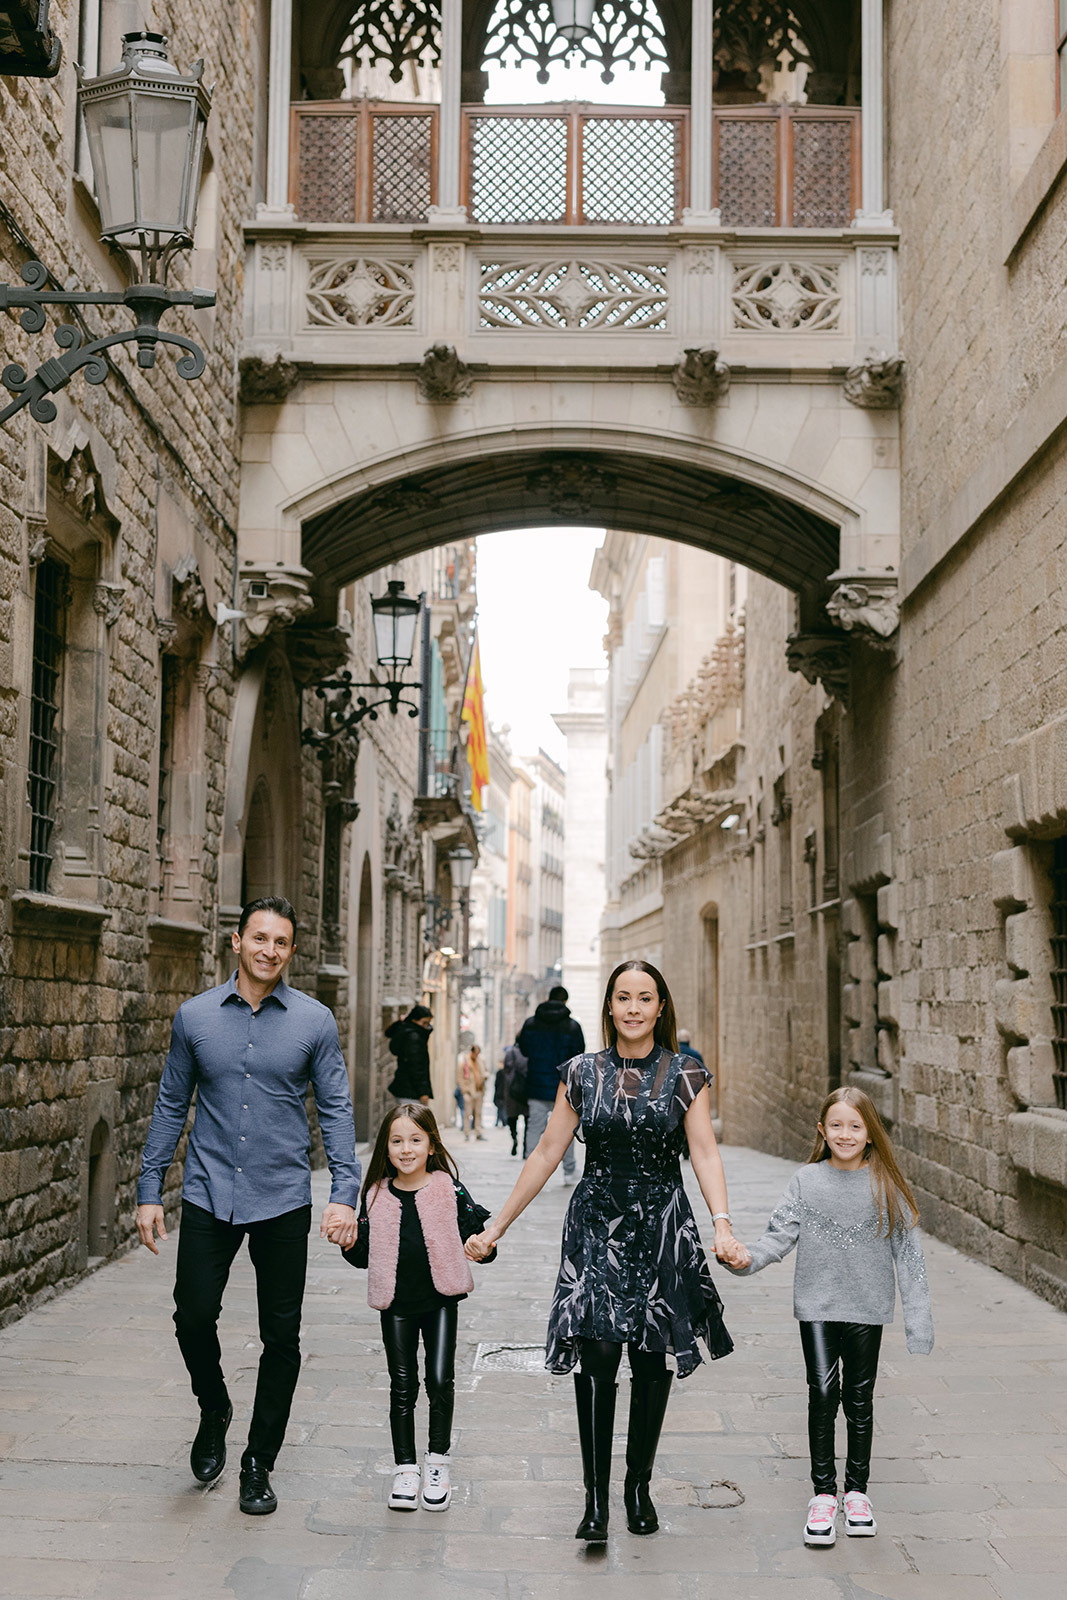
[
  {"x1": 1050, "y1": 837, "x2": 1067, "y2": 1109},
  {"x1": 28, "y1": 557, "x2": 67, "y2": 893}
]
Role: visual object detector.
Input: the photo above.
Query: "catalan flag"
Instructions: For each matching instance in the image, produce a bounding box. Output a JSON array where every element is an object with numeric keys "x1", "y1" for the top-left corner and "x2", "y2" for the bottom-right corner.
[{"x1": 461, "y1": 634, "x2": 490, "y2": 812}]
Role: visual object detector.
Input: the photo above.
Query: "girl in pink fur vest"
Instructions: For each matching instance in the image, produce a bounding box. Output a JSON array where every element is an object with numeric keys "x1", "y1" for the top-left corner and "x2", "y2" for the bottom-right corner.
[{"x1": 342, "y1": 1102, "x2": 495, "y2": 1513}]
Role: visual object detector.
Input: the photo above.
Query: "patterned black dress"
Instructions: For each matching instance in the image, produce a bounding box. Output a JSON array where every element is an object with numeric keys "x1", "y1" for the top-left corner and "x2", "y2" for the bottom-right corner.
[{"x1": 545, "y1": 1045, "x2": 734, "y2": 1379}]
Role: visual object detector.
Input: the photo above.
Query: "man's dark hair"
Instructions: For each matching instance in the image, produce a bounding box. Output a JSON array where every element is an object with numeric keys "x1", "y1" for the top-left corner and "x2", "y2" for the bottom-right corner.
[
  {"x1": 548, "y1": 984, "x2": 568, "y2": 1003},
  {"x1": 238, "y1": 896, "x2": 297, "y2": 940}
]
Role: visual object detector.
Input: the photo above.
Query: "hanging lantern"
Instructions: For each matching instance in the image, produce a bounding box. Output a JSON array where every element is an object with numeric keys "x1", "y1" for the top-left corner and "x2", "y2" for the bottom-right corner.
[
  {"x1": 551, "y1": 0, "x2": 597, "y2": 44},
  {"x1": 371, "y1": 580, "x2": 422, "y2": 673}
]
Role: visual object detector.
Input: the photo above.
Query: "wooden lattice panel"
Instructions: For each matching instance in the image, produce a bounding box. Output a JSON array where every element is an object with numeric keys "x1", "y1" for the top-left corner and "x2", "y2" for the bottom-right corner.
[
  {"x1": 581, "y1": 116, "x2": 681, "y2": 226},
  {"x1": 717, "y1": 118, "x2": 777, "y2": 227},
  {"x1": 298, "y1": 115, "x2": 360, "y2": 223},
  {"x1": 791, "y1": 119, "x2": 854, "y2": 228},
  {"x1": 372, "y1": 113, "x2": 434, "y2": 223},
  {"x1": 468, "y1": 115, "x2": 568, "y2": 225}
]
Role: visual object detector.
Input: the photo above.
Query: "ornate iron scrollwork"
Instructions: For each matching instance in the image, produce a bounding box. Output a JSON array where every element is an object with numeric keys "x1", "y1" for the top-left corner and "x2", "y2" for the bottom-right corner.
[
  {"x1": 338, "y1": 0, "x2": 441, "y2": 83},
  {"x1": 484, "y1": 0, "x2": 667, "y2": 86}
]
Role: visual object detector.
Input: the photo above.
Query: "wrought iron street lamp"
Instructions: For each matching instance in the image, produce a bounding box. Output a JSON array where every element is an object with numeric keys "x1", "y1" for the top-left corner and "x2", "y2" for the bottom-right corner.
[
  {"x1": 302, "y1": 582, "x2": 425, "y2": 749},
  {"x1": 0, "y1": 31, "x2": 215, "y2": 428},
  {"x1": 551, "y1": 0, "x2": 597, "y2": 42}
]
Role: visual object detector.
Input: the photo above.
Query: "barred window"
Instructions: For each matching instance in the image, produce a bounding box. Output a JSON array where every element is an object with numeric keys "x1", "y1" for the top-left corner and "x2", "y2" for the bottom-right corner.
[
  {"x1": 28, "y1": 558, "x2": 68, "y2": 893},
  {"x1": 1050, "y1": 837, "x2": 1067, "y2": 1110}
]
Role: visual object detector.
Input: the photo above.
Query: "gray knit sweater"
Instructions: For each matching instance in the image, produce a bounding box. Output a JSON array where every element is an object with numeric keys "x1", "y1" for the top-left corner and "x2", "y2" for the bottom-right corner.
[{"x1": 725, "y1": 1162, "x2": 934, "y2": 1354}]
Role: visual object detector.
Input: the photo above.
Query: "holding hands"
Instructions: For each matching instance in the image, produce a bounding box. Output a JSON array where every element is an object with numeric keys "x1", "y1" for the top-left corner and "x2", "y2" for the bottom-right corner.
[
  {"x1": 716, "y1": 1234, "x2": 751, "y2": 1270},
  {"x1": 465, "y1": 1226, "x2": 501, "y2": 1262}
]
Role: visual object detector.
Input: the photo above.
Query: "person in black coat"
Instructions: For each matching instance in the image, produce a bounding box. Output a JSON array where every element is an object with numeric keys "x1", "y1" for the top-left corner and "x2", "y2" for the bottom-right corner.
[
  {"x1": 517, "y1": 986, "x2": 585, "y2": 1181},
  {"x1": 385, "y1": 1005, "x2": 434, "y2": 1105}
]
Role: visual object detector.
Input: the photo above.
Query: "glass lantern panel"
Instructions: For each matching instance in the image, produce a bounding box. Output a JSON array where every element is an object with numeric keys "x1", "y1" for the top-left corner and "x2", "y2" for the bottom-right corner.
[
  {"x1": 373, "y1": 598, "x2": 420, "y2": 667},
  {"x1": 132, "y1": 92, "x2": 196, "y2": 234},
  {"x1": 82, "y1": 93, "x2": 137, "y2": 234}
]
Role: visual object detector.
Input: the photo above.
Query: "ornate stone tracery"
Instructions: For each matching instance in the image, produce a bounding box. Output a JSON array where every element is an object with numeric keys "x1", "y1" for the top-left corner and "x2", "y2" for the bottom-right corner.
[
  {"x1": 483, "y1": 0, "x2": 668, "y2": 86},
  {"x1": 338, "y1": 0, "x2": 441, "y2": 83},
  {"x1": 732, "y1": 259, "x2": 841, "y2": 331},
  {"x1": 306, "y1": 256, "x2": 416, "y2": 329}
]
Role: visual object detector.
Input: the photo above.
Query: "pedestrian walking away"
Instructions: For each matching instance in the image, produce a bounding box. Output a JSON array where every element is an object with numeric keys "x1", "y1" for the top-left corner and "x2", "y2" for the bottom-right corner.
[
  {"x1": 135, "y1": 896, "x2": 361, "y2": 1517},
  {"x1": 677, "y1": 1029, "x2": 706, "y2": 1070},
  {"x1": 502, "y1": 1040, "x2": 529, "y2": 1156},
  {"x1": 466, "y1": 959, "x2": 743, "y2": 1543},
  {"x1": 518, "y1": 985, "x2": 585, "y2": 1181},
  {"x1": 385, "y1": 1004, "x2": 434, "y2": 1106},
  {"x1": 493, "y1": 1062, "x2": 508, "y2": 1127},
  {"x1": 725, "y1": 1085, "x2": 934, "y2": 1548},
  {"x1": 340, "y1": 1103, "x2": 496, "y2": 1512}
]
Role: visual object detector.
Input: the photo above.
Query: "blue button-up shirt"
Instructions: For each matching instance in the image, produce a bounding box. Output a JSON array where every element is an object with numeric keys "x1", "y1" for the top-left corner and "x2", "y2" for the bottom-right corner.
[{"x1": 138, "y1": 973, "x2": 361, "y2": 1225}]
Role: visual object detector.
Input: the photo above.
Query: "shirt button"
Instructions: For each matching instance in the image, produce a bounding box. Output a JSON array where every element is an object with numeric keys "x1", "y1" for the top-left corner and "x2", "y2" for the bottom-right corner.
[
  {"x1": 246, "y1": 1073, "x2": 251, "y2": 1079},
  {"x1": 247, "y1": 1044, "x2": 252, "y2": 1050},
  {"x1": 240, "y1": 1136, "x2": 246, "y2": 1142},
  {"x1": 237, "y1": 1167, "x2": 242, "y2": 1173},
  {"x1": 243, "y1": 1104, "x2": 248, "y2": 1110}
]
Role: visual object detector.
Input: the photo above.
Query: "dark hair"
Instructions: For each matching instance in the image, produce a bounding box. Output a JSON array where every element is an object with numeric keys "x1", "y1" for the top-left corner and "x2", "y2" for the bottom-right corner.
[
  {"x1": 601, "y1": 960, "x2": 679, "y2": 1054},
  {"x1": 548, "y1": 984, "x2": 569, "y2": 1002},
  {"x1": 361, "y1": 1102, "x2": 458, "y2": 1207},
  {"x1": 407, "y1": 1004, "x2": 433, "y2": 1022},
  {"x1": 808, "y1": 1086, "x2": 920, "y2": 1236},
  {"x1": 237, "y1": 896, "x2": 297, "y2": 940}
]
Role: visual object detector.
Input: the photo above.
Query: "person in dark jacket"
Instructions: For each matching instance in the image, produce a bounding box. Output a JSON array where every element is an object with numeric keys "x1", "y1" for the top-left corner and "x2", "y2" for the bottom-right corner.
[
  {"x1": 517, "y1": 985, "x2": 585, "y2": 1183},
  {"x1": 385, "y1": 1006, "x2": 434, "y2": 1105},
  {"x1": 677, "y1": 1030, "x2": 706, "y2": 1070}
]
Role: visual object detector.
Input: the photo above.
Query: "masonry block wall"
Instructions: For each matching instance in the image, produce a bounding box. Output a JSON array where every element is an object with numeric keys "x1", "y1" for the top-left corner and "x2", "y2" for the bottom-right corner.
[{"x1": 0, "y1": 3, "x2": 257, "y2": 1322}]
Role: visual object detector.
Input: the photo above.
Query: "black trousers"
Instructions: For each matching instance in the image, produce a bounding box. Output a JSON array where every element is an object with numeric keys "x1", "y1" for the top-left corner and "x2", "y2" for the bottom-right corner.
[
  {"x1": 173, "y1": 1200, "x2": 311, "y2": 1469},
  {"x1": 578, "y1": 1337, "x2": 668, "y2": 1382},
  {"x1": 380, "y1": 1302, "x2": 458, "y2": 1463},
  {"x1": 799, "y1": 1320, "x2": 883, "y2": 1495}
]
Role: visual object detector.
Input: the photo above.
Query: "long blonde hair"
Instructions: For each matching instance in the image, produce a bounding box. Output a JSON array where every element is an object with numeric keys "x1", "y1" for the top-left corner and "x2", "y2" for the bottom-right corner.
[{"x1": 808, "y1": 1086, "x2": 919, "y2": 1236}]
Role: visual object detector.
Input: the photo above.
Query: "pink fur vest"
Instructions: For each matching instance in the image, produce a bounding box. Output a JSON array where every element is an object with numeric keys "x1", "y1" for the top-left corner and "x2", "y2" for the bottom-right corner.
[{"x1": 365, "y1": 1169, "x2": 475, "y2": 1310}]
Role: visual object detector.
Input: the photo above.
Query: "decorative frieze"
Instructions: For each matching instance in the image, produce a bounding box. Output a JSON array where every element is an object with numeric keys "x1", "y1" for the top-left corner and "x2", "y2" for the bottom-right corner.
[
  {"x1": 478, "y1": 258, "x2": 669, "y2": 331},
  {"x1": 731, "y1": 259, "x2": 841, "y2": 331},
  {"x1": 305, "y1": 256, "x2": 416, "y2": 329}
]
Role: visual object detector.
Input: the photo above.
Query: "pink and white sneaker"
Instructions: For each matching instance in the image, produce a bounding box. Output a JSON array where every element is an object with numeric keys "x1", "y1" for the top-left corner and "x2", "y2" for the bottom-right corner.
[
  {"x1": 843, "y1": 1490, "x2": 877, "y2": 1536},
  {"x1": 804, "y1": 1493, "x2": 838, "y2": 1546}
]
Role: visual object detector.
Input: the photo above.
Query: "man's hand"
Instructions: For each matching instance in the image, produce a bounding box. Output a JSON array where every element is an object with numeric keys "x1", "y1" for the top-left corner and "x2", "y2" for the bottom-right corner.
[
  {"x1": 137, "y1": 1204, "x2": 167, "y2": 1255},
  {"x1": 321, "y1": 1202, "x2": 358, "y2": 1249}
]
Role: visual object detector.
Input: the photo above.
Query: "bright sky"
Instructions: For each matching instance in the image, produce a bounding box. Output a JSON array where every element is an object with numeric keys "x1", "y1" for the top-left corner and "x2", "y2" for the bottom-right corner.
[{"x1": 475, "y1": 528, "x2": 608, "y2": 765}]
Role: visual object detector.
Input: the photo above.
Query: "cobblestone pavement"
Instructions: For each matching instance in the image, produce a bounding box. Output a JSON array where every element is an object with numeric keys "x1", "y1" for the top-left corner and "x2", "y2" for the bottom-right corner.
[{"x1": 1, "y1": 1134, "x2": 1066, "y2": 1600}]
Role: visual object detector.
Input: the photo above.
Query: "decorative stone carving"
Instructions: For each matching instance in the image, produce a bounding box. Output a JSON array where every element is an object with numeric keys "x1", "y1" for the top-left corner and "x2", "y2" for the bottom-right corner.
[
  {"x1": 92, "y1": 581, "x2": 125, "y2": 628},
  {"x1": 526, "y1": 460, "x2": 618, "y2": 518},
  {"x1": 672, "y1": 345, "x2": 731, "y2": 406},
  {"x1": 786, "y1": 632, "x2": 851, "y2": 705},
  {"x1": 172, "y1": 553, "x2": 207, "y2": 622},
  {"x1": 238, "y1": 351, "x2": 301, "y2": 406},
  {"x1": 826, "y1": 578, "x2": 899, "y2": 644},
  {"x1": 364, "y1": 479, "x2": 440, "y2": 518},
  {"x1": 27, "y1": 529, "x2": 49, "y2": 566},
  {"x1": 155, "y1": 617, "x2": 180, "y2": 653},
  {"x1": 415, "y1": 344, "x2": 473, "y2": 402},
  {"x1": 305, "y1": 256, "x2": 416, "y2": 329},
  {"x1": 286, "y1": 624, "x2": 351, "y2": 687},
  {"x1": 843, "y1": 352, "x2": 904, "y2": 409},
  {"x1": 195, "y1": 662, "x2": 221, "y2": 693},
  {"x1": 432, "y1": 244, "x2": 462, "y2": 274},
  {"x1": 48, "y1": 442, "x2": 118, "y2": 531},
  {"x1": 236, "y1": 560, "x2": 315, "y2": 659},
  {"x1": 478, "y1": 258, "x2": 669, "y2": 331},
  {"x1": 732, "y1": 259, "x2": 841, "y2": 332}
]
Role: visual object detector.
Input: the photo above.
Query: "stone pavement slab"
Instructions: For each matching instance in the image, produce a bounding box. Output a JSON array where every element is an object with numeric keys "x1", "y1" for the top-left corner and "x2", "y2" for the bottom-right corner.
[{"x1": 0, "y1": 1136, "x2": 1065, "y2": 1599}]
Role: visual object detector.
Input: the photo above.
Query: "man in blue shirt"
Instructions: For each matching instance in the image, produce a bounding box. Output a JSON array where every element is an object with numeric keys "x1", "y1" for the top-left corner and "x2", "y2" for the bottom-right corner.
[{"x1": 136, "y1": 896, "x2": 361, "y2": 1515}]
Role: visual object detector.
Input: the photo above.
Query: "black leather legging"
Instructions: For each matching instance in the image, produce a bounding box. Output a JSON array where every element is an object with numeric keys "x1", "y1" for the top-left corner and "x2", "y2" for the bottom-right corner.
[
  {"x1": 380, "y1": 1303, "x2": 458, "y2": 1464},
  {"x1": 579, "y1": 1337, "x2": 668, "y2": 1382},
  {"x1": 800, "y1": 1320, "x2": 883, "y2": 1495}
]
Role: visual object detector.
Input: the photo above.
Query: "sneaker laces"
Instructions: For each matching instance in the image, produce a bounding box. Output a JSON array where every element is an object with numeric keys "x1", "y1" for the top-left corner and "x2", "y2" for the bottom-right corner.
[
  {"x1": 424, "y1": 1462, "x2": 445, "y2": 1489},
  {"x1": 845, "y1": 1492, "x2": 872, "y2": 1517},
  {"x1": 808, "y1": 1494, "x2": 837, "y2": 1525}
]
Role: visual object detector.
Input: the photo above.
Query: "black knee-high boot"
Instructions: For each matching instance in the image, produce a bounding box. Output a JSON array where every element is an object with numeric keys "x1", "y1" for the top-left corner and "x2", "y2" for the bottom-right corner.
[
  {"x1": 574, "y1": 1372, "x2": 616, "y2": 1541},
  {"x1": 623, "y1": 1375, "x2": 673, "y2": 1534}
]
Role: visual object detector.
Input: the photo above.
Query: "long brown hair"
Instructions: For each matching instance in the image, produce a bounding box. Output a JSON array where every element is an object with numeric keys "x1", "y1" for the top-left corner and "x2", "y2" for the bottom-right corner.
[
  {"x1": 808, "y1": 1086, "x2": 919, "y2": 1236},
  {"x1": 601, "y1": 960, "x2": 679, "y2": 1054},
  {"x1": 361, "y1": 1102, "x2": 458, "y2": 1208}
]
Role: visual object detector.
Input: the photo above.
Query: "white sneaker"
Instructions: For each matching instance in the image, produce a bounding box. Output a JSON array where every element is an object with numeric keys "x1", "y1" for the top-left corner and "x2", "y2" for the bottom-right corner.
[
  {"x1": 804, "y1": 1493, "x2": 838, "y2": 1546},
  {"x1": 843, "y1": 1490, "x2": 877, "y2": 1536},
  {"x1": 388, "y1": 1464, "x2": 421, "y2": 1511},
  {"x1": 421, "y1": 1451, "x2": 452, "y2": 1511}
]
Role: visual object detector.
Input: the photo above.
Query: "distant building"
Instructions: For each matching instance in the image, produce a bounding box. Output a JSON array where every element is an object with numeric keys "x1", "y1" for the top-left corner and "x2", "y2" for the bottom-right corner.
[{"x1": 553, "y1": 671, "x2": 608, "y2": 1049}]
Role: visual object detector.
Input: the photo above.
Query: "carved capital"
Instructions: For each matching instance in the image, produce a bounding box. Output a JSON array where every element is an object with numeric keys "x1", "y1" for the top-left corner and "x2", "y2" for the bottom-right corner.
[
  {"x1": 672, "y1": 345, "x2": 731, "y2": 406},
  {"x1": 172, "y1": 552, "x2": 208, "y2": 623},
  {"x1": 26, "y1": 528, "x2": 49, "y2": 567},
  {"x1": 415, "y1": 343, "x2": 473, "y2": 402},
  {"x1": 238, "y1": 351, "x2": 301, "y2": 406},
  {"x1": 826, "y1": 576, "x2": 899, "y2": 645},
  {"x1": 156, "y1": 616, "x2": 180, "y2": 653},
  {"x1": 92, "y1": 581, "x2": 125, "y2": 628},
  {"x1": 236, "y1": 561, "x2": 315, "y2": 659},
  {"x1": 843, "y1": 353, "x2": 904, "y2": 410},
  {"x1": 786, "y1": 632, "x2": 851, "y2": 705}
]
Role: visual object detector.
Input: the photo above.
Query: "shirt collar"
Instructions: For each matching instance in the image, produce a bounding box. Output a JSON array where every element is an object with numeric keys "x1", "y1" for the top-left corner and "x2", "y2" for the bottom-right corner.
[{"x1": 221, "y1": 970, "x2": 291, "y2": 1009}]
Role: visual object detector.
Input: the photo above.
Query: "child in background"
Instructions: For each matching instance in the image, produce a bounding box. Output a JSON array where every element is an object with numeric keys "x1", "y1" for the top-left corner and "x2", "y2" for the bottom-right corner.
[
  {"x1": 339, "y1": 1103, "x2": 495, "y2": 1512},
  {"x1": 726, "y1": 1087, "x2": 933, "y2": 1548}
]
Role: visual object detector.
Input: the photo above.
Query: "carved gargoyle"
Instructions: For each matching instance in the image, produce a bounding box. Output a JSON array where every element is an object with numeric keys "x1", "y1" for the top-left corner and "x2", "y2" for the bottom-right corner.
[
  {"x1": 785, "y1": 633, "x2": 852, "y2": 705},
  {"x1": 843, "y1": 353, "x2": 904, "y2": 410},
  {"x1": 238, "y1": 351, "x2": 301, "y2": 406},
  {"x1": 672, "y1": 346, "x2": 731, "y2": 406},
  {"x1": 415, "y1": 344, "x2": 473, "y2": 403},
  {"x1": 825, "y1": 581, "x2": 899, "y2": 643}
]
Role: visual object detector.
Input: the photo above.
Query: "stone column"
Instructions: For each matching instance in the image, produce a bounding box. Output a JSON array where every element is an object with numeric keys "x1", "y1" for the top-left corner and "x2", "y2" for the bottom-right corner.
[
  {"x1": 258, "y1": 0, "x2": 295, "y2": 218},
  {"x1": 683, "y1": 0, "x2": 720, "y2": 225},
  {"x1": 855, "y1": 0, "x2": 894, "y2": 226},
  {"x1": 429, "y1": 0, "x2": 467, "y2": 223}
]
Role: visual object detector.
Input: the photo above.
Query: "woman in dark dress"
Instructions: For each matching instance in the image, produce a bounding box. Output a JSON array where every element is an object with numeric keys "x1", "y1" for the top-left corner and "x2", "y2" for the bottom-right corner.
[{"x1": 466, "y1": 960, "x2": 745, "y2": 1543}]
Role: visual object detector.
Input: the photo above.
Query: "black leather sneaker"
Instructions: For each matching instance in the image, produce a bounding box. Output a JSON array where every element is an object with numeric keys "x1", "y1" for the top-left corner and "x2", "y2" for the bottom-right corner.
[
  {"x1": 239, "y1": 1458, "x2": 278, "y2": 1515},
  {"x1": 190, "y1": 1403, "x2": 232, "y2": 1483}
]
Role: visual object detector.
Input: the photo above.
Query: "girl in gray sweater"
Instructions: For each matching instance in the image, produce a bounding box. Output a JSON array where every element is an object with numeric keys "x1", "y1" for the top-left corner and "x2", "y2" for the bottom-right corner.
[{"x1": 726, "y1": 1086, "x2": 933, "y2": 1548}]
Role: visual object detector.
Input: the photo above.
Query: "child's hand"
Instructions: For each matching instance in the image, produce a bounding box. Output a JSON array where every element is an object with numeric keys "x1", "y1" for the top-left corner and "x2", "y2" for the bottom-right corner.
[
  {"x1": 722, "y1": 1238, "x2": 751, "y2": 1269},
  {"x1": 465, "y1": 1227, "x2": 498, "y2": 1261}
]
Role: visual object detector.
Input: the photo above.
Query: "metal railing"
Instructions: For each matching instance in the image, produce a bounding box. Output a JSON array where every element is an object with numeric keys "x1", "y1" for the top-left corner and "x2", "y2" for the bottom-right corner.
[{"x1": 289, "y1": 101, "x2": 860, "y2": 230}]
